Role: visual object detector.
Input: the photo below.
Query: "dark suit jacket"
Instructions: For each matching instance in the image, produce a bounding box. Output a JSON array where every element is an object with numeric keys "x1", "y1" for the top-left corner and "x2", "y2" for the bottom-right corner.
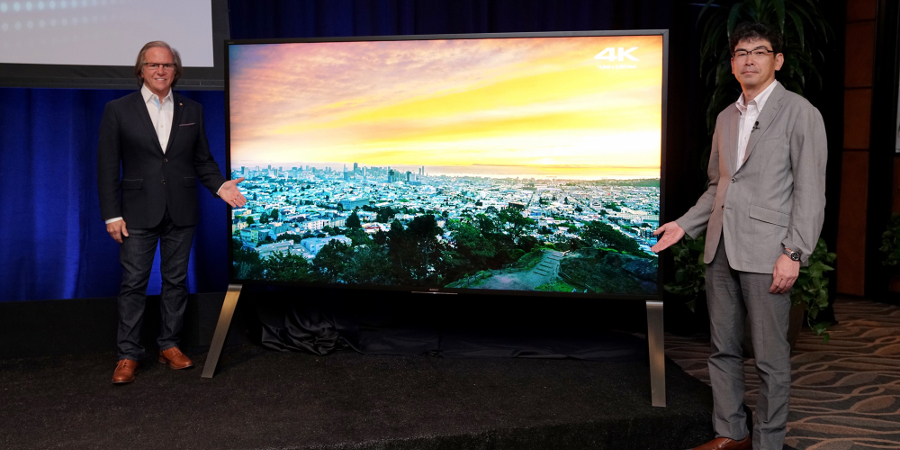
[
  {"x1": 97, "y1": 90, "x2": 226, "y2": 229},
  {"x1": 675, "y1": 83, "x2": 827, "y2": 273}
]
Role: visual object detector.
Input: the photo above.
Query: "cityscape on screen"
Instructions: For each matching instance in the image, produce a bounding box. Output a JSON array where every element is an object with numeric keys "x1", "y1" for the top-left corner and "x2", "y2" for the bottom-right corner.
[{"x1": 227, "y1": 34, "x2": 664, "y2": 296}]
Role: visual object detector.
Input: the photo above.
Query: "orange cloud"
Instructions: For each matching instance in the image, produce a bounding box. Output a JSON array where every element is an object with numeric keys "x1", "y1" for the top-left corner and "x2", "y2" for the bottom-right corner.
[{"x1": 229, "y1": 34, "x2": 664, "y2": 177}]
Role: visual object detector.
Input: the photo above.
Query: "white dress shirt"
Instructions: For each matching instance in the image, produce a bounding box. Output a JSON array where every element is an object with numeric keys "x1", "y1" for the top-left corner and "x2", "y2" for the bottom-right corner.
[
  {"x1": 734, "y1": 79, "x2": 779, "y2": 171},
  {"x1": 141, "y1": 84, "x2": 174, "y2": 153}
]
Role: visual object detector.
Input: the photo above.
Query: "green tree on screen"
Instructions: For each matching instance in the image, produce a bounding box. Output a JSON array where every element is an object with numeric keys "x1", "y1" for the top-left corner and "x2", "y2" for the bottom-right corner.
[
  {"x1": 347, "y1": 211, "x2": 362, "y2": 229},
  {"x1": 263, "y1": 252, "x2": 312, "y2": 282},
  {"x1": 580, "y1": 221, "x2": 641, "y2": 254}
]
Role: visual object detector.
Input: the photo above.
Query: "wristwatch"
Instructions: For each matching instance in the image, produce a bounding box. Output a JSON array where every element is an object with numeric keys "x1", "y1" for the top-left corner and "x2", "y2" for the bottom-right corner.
[{"x1": 783, "y1": 247, "x2": 801, "y2": 261}]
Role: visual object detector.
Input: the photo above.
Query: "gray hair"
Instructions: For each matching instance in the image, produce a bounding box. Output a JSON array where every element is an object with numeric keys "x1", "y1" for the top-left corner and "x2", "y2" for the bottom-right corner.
[{"x1": 133, "y1": 41, "x2": 183, "y2": 88}]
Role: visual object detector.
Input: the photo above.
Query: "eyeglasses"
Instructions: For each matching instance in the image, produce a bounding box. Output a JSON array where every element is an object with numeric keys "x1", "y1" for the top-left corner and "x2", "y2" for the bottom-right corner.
[
  {"x1": 143, "y1": 63, "x2": 176, "y2": 71},
  {"x1": 733, "y1": 47, "x2": 775, "y2": 60}
]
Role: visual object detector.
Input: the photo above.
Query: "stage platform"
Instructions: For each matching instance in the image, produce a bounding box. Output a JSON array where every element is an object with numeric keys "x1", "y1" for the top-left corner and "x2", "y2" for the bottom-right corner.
[{"x1": 0, "y1": 344, "x2": 714, "y2": 450}]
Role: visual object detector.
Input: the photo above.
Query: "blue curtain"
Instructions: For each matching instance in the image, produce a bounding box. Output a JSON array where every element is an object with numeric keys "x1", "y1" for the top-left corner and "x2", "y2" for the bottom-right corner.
[
  {"x1": 0, "y1": 0, "x2": 680, "y2": 302},
  {"x1": 0, "y1": 89, "x2": 228, "y2": 302}
]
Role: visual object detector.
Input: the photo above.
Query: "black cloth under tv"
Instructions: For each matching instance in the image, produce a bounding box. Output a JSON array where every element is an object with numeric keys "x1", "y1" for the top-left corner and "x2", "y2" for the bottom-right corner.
[{"x1": 251, "y1": 287, "x2": 648, "y2": 361}]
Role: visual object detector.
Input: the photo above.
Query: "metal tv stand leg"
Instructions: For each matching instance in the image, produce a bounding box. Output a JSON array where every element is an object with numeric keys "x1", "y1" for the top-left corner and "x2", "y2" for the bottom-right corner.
[
  {"x1": 201, "y1": 284, "x2": 243, "y2": 379},
  {"x1": 646, "y1": 300, "x2": 666, "y2": 407}
]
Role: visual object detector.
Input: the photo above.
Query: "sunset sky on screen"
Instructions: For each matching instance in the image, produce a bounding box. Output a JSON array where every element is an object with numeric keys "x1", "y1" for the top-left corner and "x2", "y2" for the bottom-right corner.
[{"x1": 228, "y1": 35, "x2": 663, "y2": 178}]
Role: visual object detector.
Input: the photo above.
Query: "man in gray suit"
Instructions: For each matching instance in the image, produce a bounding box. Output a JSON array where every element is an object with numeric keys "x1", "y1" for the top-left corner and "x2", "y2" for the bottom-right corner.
[{"x1": 652, "y1": 23, "x2": 827, "y2": 450}]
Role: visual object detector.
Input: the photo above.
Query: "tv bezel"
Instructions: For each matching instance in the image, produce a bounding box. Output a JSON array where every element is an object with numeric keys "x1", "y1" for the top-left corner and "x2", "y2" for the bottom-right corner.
[{"x1": 224, "y1": 30, "x2": 669, "y2": 301}]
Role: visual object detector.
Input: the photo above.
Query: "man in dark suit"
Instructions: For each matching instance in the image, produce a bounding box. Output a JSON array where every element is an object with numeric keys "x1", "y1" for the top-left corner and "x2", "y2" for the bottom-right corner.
[
  {"x1": 98, "y1": 41, "x2": 247, "y2": 384},
  {"x1": 652, "y1": 23, "x2": 827, "y2": 450}
]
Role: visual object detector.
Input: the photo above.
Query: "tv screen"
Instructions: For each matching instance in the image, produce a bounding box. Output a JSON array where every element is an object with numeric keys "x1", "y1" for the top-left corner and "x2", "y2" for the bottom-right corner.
[{"x1": 226, "y1": 31, "x2": 666, "y2": 299}]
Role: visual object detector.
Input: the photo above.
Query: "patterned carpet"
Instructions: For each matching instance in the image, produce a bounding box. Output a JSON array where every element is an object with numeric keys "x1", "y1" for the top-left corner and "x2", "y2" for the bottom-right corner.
[{"x1": 665, "y1": 298, "x2": 900, "y2": 450}]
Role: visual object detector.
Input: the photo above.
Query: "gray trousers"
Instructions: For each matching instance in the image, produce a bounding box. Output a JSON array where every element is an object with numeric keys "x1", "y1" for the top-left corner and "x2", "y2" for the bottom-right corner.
[{"x1": 706, "y1": 238, "x2": 791, "y2": 450}]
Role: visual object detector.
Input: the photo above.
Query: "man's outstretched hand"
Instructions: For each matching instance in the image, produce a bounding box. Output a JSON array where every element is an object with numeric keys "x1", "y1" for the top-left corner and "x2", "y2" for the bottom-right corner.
[
  {"x1": 651, "y1": 222, "x2": 685, "y2": 253},
  {"x1": 220, "y1": 177, "x2": 248, "y2": 208}
]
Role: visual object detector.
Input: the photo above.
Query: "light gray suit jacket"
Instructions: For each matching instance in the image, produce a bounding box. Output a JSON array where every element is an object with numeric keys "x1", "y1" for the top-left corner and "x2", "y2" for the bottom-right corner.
[{"x1": 675, "y1": 82, "x2": 827, "y2": 273}]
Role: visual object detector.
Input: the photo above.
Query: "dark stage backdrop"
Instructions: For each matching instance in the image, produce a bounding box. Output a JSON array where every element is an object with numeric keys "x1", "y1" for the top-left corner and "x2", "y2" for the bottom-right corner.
[
  {"x1": 0, "y1": 89, "x2": 228, "y2": 302},
  {"x1": 0, "y1": 0, "x2": 696, "y2": 303}
]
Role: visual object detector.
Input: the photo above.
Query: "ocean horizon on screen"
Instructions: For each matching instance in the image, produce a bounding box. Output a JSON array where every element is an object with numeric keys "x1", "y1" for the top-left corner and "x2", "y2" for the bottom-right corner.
[{"x1": 228, "y1": 33, "x2": 664, "y2": 296}]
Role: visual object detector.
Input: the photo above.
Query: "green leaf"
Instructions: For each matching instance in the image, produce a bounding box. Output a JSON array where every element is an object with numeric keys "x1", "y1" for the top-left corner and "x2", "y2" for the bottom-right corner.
[
  {"x1": 696, "y1": 0, "x2": 720, "y2": 27},
  {"x1": 747, "y1": 0, "x2": 759, "y2": 21},
  {"x1": 812, "y1": 321, "x2": 831, "y2": 335},
  {"x1": 781, "y1": 57, "x2": 795, "y2": 78},
  {"x1": 787, "y1": 10, "x2": 805, "y2": 51},
  {"x1": 772, "y1": 0, "x2": 786, "y2": 33},
  {"x1": 702, "y1": 25, "x2": 727, "y2": 61},
  {"x1": 727, "y1": 3, "x2": 744, "y2": 39}
]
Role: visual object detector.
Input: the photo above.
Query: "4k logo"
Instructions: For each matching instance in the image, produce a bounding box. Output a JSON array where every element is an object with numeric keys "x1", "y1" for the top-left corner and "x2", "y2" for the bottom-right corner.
[{"x1": 594, "y1": 47, "x2": 639, "y2": 62}]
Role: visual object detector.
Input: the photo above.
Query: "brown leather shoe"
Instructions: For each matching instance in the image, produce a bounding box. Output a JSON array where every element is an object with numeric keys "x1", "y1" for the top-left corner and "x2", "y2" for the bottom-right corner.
[
  {"x1": 158, "y1": 347, "x2": 193, "y2": 369},
  {"x1": 689, "y1": 436, "x2": 751, "y2": 450},
  {"x1": 112, "y1": 359, "x2": 138, "y2": 384}
]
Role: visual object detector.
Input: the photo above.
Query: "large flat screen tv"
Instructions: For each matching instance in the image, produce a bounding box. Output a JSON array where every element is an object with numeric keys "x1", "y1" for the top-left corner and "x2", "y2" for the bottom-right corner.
[{"x1": 226, "y1": 30, "x2": 667, "y2": 299}]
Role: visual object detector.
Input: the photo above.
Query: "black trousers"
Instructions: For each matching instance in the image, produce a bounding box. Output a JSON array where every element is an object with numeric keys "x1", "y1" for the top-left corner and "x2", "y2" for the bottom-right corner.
[{"x1": 116, "y1": 211, "x2": 195, "y2": 361}]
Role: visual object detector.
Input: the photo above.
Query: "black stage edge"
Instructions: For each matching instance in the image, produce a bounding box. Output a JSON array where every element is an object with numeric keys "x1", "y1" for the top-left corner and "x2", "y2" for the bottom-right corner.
[
  {"x1": 0, "y1": 292, "x2": 252, "y2": 358},
  {"x1": 0, "y1": 345, "x2": 713, "y2": 450},
  {"x1": 2, "y1": 294, "x2": 714, "y2": 448}
]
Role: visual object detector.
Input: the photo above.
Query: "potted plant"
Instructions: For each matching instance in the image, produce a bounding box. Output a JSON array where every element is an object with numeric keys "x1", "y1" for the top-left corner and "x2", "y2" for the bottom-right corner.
[
  {"x1": 665, "y1": 235, "x2": 835, "y2": 346},
  {"x1": 879, "y1": 213, "x2": 900, "y2": 291},
  {"x1": 789, "y1": 238, "x2": 836, "y2": 342},
  {"x1": 665, "y1": 234, "x2": 707, "y2": 314}
]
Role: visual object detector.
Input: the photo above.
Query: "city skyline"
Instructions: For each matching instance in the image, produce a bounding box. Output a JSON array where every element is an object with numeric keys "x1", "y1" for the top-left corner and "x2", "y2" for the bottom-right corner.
[{"x1": 231, "y1": 161, "x2": 661, "y2": 181}]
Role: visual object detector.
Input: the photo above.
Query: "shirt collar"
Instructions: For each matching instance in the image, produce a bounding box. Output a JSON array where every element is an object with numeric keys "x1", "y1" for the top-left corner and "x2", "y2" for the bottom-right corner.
[
  {"x1": 141, "y1": 84, "x2": 173, "y2": 105},
  {"x1": 735, "y1": 79, "x2": 779, "y2": 115}
]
